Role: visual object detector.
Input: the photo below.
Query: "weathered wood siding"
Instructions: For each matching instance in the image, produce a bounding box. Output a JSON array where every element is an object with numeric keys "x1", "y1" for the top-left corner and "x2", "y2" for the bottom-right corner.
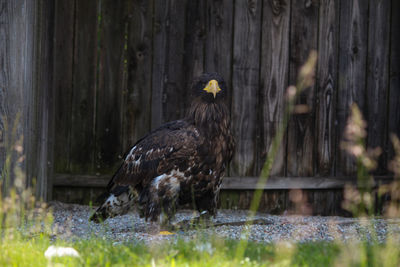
[
  {"x1": 51, "y1": 0, "x2": 398, "y2": 179},
  {"x1": 0, "y1": 0, "x2": 397, "y2": 213},
  {"x1": 0, "y1": 0, "x2": 54, "y2": 200},
  {"x1": 389, "y1": 0, "x2": 400, "y2": 161},
  {"x1": 45, "y1": 0, "x2": 399, "y2": 213},
  {"x1": 336, "y1": 0, "x2": 368, "y2": 175}
]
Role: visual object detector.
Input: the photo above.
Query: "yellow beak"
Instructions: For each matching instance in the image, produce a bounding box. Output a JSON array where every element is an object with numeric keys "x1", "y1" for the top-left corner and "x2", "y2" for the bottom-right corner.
[{"x1": 203, "y1": 80, "x2": 221, "y2": 98}]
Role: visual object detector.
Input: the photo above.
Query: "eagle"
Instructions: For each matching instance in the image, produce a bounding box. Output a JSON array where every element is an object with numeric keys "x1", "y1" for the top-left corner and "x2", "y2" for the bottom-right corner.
[{"x1": 90, "y1": 72, "x2": 235, "y2": 226}]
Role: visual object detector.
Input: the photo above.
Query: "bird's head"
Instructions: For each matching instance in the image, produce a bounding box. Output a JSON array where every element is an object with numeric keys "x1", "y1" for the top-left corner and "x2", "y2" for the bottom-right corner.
[{"x1": 191, "y1": 72, "x2": 227, "y2": 102}]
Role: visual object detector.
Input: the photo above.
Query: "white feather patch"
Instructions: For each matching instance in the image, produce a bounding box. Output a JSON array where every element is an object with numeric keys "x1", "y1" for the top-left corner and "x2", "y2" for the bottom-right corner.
[
  {"x1": 152, "y1": 174, "x2": 167, "y2": 190},
  {"x1": 127, "y1": 146, "x2": 136, "y2": 156},
  {"x1": 168, "y1": 177, "x2": 180, "y2": 192},
  {"x1": 106, "y1": 194, "x2": 118, "y2": 205},
  {"x1": 152, "y1": 170, "x2": 185, "y2": 191}
]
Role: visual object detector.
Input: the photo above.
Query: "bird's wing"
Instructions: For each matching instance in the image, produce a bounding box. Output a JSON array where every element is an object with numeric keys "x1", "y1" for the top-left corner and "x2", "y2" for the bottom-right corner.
[{"x1": 107, "y1": 120, "x2": 202, "y2": 190}]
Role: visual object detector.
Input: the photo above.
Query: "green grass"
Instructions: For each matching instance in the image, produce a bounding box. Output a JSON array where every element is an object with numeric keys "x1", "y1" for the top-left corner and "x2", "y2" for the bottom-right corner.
[
  {"x1": 2, "y1": 232, "x2": 400, "y2": 267},
  {"x1": 2, "y1": 52, "x2": 400, "y2": 267},
  {"x1": 0, "y1": 234, "x2": 338, "y2": 266}
]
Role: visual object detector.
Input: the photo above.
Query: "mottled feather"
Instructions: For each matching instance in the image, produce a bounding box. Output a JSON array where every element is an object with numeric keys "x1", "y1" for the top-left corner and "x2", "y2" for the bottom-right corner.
[{"x1": 90, "y1": 73, "x2": 235, "y2": 224}]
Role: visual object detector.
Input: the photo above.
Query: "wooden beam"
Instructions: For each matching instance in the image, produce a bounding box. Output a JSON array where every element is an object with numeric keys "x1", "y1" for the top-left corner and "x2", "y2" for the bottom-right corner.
[
  {"x1": 316, "y1": 0, "x2": 339, "y2": 176},
  {"x1": 336, "y1": 0, "x2": 368, "y2": 175},
  {"x1": 69, "y1": 0, "x2": 99, "y2": 173},
  {"x1": 366, "y1": 0, "x2": 391, "y2": 174},
  {"x1": 53, "y1": 0, "x2": 75, "y2": 173},
  {"x1": 54, "y1": 174, "x2": 110, "y2": 188},
  {"x1": 286, "y1": 0, "x2": 319, "y2": 176},
  {"x1": 53, "y1": 174, "x2": 393, "y2": 190},
  {"x1": 230, "y1": 0, "x2": 262, "y2": 176},
  {"x1": 0, "y1": 0, "x2": 36, "y2": 194},
  {"x1": 0, "y1": 0, "x2": 54, "y2": 200},
  {"x1": 259, "y1": 0, "x2": 291, "y2": 177},
  {"x1": 151, "y1": 0, "x2": 187, "y2": 129},
  {"x1": 221, "y1": 176, "x2": 393, "y2": 190},
  {"x1": 123, "y1": 0, "x2": 154, "y2": 152},
  {"x1": 95, "y1": 0, "x2": 127, "y2": 172}
]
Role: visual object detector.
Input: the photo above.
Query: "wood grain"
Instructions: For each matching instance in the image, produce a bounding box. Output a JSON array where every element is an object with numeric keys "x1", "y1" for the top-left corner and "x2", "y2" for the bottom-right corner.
[
  {"x1": 0, "y1": 0, "x2": 54, "y2": 199},
  {"x1": 53, "y1": 186, "x2": 104, "y2": 204},
  {"x1": 366, "y1": 0, "x2": 391, "y2": 174},
  {"x1": 213, "y1": 189, "x2": 347, "y2": 215},
  {"x1": 336, "y1": 0, "x2": 368, "y2": 175},
  {"x1": 151, "y1": 0, "x2": 168, "y2": 129},
  {"x1": 53, "y1": 174, "x2": 393, "y2": 190},
  {"x1": 53, "y1": 0, "x2": 75, "y2": 173},
  {"x1": 287, "y1": 0, "x2": 319, "y2": 176},
  {"x1": 0, "y1": 0, "x2": 35, "y2": 192},
  {"x1": 151, "y1": 0, "x2": 187, "y2": 129},
  {"x1": 231, "y1": 0, "x2": 262, "y2": 176},
  {"x1": 259, "y1": 0, "x2": 291, "y2": 176},
  {"x1": 95, "y1": 0, "x2": 127, "y2": 173},
  {"x1": 204, "y1": 0, "x2": 234, "y2": 110},
  {"x1": 69, "y1": 0, "x2": 99, "y2": 173},
  {"x1": 388, "y1": 0, "x2": 400, "y2": 161},
  {"x1": 31, "y1": 0, "x2": 55, "y2": 200},
  {"x1": 1, "y1": 0, "x2": 397, "y2": 207},
  {"x1": 182, "y1": 0, "x2": 206, "y2": 112},
  {"x1": 52, "y1": 186, "x2": 351, "y2": 215},
  {"x1": 123, "y1": 0, "x2": 154, "y2": 150},
  {"x1": 316, "y1": 0, "x2": 339, "y2": 176},
  {"x1": 221, "y1": 176, "x2": 393, "y2": 190}
]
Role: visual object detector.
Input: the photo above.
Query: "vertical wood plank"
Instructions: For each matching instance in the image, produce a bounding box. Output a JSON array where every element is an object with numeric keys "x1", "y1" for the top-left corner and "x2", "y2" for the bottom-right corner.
[
  {"x1": 96, "y1": 0, "x2": 127, "y2": 173},
  {"x1": 204, "y1": 0, "x2": 234, "y2": 108},
  {"x1": 164, "y1": 0, "x2": 187, "y2": 122},
  {"x1": 123, "y1": 0, "x2": 154, "y2": 150},
  {"x1": 0, "y1": 0, "x2": 12, "y2": 184},
  {"x1": 336, "y1": 0, "x2": 368, "y2": 175},
  {"x1": 287, "y1": 0, "x2": 319, "y2": 176},
  {"x1": 163, "y1": 0, "x2": 187, "y2": 122},
  {"x1": 316, "y1": 0, "x2": 339, "y2": 176},
  {"x1": 151, "y1": 0, "x2": 187, "y2": 129},
  {"x1": 151, "y1": 0, "x2": 167, "y2": 129},
  {"x1": 53, "y1": 0, "x2": 75, "y2": 173},
  {"x1": 31, "y1": 0, "x2": 55, "y2": 200},
  {"x1": 69, "y1": 0, "x2": 98, "y2": 173},
  {"x1": 0, "y1": 0, "x2": 35, "y2": 193},
  {"x1": 0, "y1": 0, "x2": 54, "y2": 199},
  {"x1": 182, "y1": 0, "x2": 206, "y2": 112},
  {"x1": 259, "y1": 0, "x2": 291, "y2": 176},
  {"x1": 231, "y1": 0, "x2": 262, "y2": 176},
  {"x1": 366, "y1": 0, "x2": 391, "y2": 174},
  {"x1": 388, "y1": 0, "x2": 400, "y2": 161}
]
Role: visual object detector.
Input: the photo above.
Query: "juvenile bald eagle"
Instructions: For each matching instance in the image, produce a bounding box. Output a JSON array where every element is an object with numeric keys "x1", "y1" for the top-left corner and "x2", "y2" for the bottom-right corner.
[{"x1": 90, "y1": 73, "x2": 234, "y2": 225}]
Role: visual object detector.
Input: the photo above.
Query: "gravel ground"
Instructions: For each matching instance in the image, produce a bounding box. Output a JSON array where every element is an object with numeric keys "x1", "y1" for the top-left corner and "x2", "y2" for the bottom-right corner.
[{"x1": 50, "y1": 201, "x2": 400, "y2": 244}]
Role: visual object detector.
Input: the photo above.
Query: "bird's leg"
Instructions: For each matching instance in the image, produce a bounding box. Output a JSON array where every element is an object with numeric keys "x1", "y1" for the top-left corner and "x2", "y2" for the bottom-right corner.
[
  {"x1": 159, "y1": 212, "x2": 175, "y2": 229},
  {"x1": 158, "y1": 198, "x2": 179, "y2": 231},
  {"x1": 173, "y1": 195, "x2": 219, "y2": 229},
  {"x1": 172, "y1": 210, "x2": 213, "y2": 230}
]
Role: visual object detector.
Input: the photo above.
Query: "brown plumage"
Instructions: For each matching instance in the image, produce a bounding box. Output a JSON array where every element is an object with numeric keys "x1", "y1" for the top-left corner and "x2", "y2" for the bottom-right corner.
[{"x1": 90, "y1": 73, "x2": 235, "y2": 225}]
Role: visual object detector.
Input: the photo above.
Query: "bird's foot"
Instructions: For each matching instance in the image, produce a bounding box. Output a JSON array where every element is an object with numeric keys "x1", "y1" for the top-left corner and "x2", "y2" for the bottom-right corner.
[{"x1": 170, "y1": 211, "x2": 213, "y2": 230}]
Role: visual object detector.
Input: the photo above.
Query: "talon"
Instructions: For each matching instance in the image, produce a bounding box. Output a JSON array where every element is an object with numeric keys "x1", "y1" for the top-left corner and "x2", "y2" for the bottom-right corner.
[{"x1": 159, "y1": 231, "x2": 175, "y2": 235}]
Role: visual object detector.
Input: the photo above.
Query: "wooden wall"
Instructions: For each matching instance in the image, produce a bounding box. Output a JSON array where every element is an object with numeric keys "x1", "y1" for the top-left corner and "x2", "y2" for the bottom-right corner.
[
  {"x1": 0, "y1": 0, "x2": 397, "y2": 213},
  {"x1": 0, "y1": 0, "x2": 54, "y2": 200},
  {"x1": 52, "y1": 0, "x2": 399, "y2": 178},
  {"x1": 45, "y1": 0, "x2": 400, "y2": 213}
]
